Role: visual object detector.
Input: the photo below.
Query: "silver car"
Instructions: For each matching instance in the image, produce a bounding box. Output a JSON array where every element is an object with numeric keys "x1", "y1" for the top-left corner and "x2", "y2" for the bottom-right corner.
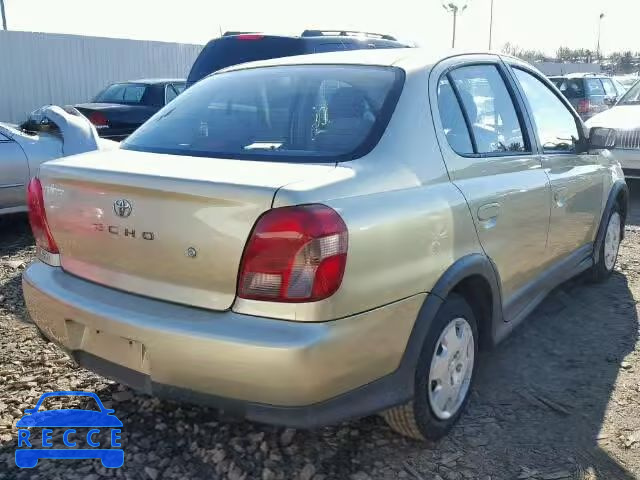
[
  {"x1": 586, "y1": 80, "x2": 640, "y2": 179},
  {"x1": 22, "y1": 50, "x2": 627, "y2": 440},
  {"x1": 0, "y1": 106, "x2": 117, "y2": 215}
]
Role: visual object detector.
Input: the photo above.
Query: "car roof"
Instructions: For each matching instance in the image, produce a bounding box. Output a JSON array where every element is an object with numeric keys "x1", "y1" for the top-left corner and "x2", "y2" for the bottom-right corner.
[
  {"x1": 126, "y1": 78, "x2": 186, "y2": 85},
  {"x1": 218, "y1": 48, "x2": 509, "y2": 75},
  {"x1": 219, "y1": 31, "x2": 402, "y2": 41},
  {"x1": 205, "y1": 34, "x2": 406, "y2": 48}
]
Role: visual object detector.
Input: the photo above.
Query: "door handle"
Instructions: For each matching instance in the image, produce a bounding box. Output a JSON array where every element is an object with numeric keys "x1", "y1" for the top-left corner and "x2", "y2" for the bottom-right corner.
[{"x1": 477, "y1": 203, "x2": 501, "y2": 222}]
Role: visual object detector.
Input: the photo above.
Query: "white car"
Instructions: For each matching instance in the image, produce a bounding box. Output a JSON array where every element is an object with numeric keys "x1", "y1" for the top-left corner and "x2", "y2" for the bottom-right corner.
[
  {"x1": 586, "y1": 81, "x2": 640, "y2": 179},
  {"x1": 0, "y1": 106, "x2": 117, "y2": 215},
  {"x1": 613, "y1": 75, "x2": 639, "y2": 92}
]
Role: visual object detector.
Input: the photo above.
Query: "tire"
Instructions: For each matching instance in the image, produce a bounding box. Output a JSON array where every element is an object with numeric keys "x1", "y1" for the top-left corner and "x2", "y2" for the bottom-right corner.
[
  {"x1": 589, "y1": 203, "x2": 623, "y2": 282},
  {"x1": 382, "y1": 293, "x2": 479, "y2": 441}
]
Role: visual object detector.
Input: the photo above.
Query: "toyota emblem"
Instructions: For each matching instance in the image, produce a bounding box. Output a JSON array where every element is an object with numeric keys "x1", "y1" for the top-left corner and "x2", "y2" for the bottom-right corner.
[{"x1": 113, "y1": 199, "x2": 133, "y2": 218}]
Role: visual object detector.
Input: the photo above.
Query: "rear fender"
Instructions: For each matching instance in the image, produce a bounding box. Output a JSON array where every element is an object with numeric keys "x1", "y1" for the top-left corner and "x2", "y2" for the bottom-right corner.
[{"x1": 401, "y1": 253, "x2": 504, "y2": 372}]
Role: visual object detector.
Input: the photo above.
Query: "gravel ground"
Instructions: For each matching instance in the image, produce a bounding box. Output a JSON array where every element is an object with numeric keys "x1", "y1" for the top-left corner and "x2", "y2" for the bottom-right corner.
[{"x1": 0, "y1": 182, "x2": 639, "y2": 480}]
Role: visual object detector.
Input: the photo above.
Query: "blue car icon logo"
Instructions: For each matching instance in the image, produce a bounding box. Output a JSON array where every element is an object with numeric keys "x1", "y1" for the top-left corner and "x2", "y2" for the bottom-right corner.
[{"x1": 15, "y1": 391, "x2": 124, "y2": 468}]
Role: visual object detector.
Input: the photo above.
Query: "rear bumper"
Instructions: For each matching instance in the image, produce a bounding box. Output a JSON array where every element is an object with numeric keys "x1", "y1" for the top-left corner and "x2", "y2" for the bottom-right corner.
[{"x1": 22, "y1": 263, "x2": 422, "y2": 427}]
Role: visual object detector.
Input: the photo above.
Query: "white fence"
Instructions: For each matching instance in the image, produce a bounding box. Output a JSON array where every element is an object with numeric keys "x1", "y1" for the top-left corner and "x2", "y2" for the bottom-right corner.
[{"x1": 0, "y1": 30, "x2": 203, "y2": 123}]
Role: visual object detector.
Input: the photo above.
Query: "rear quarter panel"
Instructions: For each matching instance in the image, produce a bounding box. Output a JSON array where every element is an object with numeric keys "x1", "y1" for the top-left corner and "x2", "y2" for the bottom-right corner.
[
  {"x1": 13, "y1": 131, "x2": 64, "y2": 176},
  {"x1": 234, "y1": 67, "x2": 484, "y2": 321}
]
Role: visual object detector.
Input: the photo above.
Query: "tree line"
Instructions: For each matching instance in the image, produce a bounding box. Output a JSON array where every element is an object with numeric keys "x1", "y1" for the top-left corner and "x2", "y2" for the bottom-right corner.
[{"x1": 502, "y1": 42, "x2": 640, "y2": 74}]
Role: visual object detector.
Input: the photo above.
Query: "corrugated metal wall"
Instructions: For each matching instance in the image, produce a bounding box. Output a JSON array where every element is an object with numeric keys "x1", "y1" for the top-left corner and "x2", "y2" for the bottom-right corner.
[{"x1": 0, "y1": 30, "x2": 203, "y2": 123}]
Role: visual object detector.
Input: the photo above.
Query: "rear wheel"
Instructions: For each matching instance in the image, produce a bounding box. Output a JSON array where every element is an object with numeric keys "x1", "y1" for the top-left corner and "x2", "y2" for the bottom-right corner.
[
  {"x1": 590, "y1": 204, "x2": 623, "y2": 282},
  {"x1": 382, "y1": 294, "x2": 478, "y2": 440}
]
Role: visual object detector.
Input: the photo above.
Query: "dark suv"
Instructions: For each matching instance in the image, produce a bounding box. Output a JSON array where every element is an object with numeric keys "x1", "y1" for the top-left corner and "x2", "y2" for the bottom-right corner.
[
  {"x1": 549, "y1": 73, "x2": 626, "y2": 120},
  {"x1": 186, "y1": 30, "x2": 411, "y2": 87}
]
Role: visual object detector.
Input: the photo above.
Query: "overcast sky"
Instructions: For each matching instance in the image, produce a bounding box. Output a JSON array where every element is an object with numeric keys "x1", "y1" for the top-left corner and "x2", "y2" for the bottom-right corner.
[{"x1": 3, "y1": 0, "x2": 638, "y2": 55}]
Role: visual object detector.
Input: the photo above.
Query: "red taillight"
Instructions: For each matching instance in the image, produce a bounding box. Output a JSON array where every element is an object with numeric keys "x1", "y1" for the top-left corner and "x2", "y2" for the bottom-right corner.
[
  {"x1": 236, "y1": 34, "x2": 264, "y2": 41},
  {"x1": 88, "y1": 111, "x2": 108, "y2": 128},
  {"x1": 27, "y1": 178, "x2": 59, "y2": 254},
  {"x1": 577, "y1": 99, "x2": 592, "y2": 114},
  {"x1": 238, "y1": 205, "x2": 348, "y2": 303}
]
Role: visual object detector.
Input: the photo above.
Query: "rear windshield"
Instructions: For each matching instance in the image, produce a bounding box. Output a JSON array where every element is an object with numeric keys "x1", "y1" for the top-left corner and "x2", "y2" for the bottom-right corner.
[
  {"x1": 123, "y1": 65, "x2": 404, "y2": 163},
  {"x1": 552, "y1": 78, "x2": 585, "y2": 99},
  {"x1": 584, "y1": 78, "x2": 605, "y2": 95},
  {"x1": 186, "y1": 37, "x2": 304, "y2": 85},
  {"x1": 94, "y1": 83, "x2": 149, "y2": 104},
  {"x1": 549, "y1": 78, "x2": 563, "y2": 88}
]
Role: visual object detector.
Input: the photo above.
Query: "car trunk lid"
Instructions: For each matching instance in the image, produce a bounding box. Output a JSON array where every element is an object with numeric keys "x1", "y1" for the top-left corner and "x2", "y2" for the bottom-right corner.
[{"x1": 39, "y1": 149, "x2": 336, "y2": 310}]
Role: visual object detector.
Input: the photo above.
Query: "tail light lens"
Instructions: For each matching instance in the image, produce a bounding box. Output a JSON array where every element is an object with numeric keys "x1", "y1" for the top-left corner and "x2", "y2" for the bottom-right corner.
[
  {"x1": 27, "y1": 178, "x2": 59, "y2": 254},
  {"x1": 236, "y1": 34, "x2": 264, "y2": 40},
  {"x1": 238, "y1": 205, "x2": 348, "y2": 303},
  {"x1": 577, "y1": 99, "x2": 592, "y2": 114},
  {"x1": 88, "y1": 111, "x2": 108, "y2": 128}
]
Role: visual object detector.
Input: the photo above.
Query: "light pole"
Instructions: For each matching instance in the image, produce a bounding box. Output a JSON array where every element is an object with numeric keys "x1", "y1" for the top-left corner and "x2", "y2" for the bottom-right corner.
[
  {"x1": 442, "y1": 1, "x2": 469, "y2": 49},
  {"x1": 0, "y1": 0, "x2": 7, "y2": 31},
  {"x1": 488, "y1": 0, "x2": 494, "y2": 50},
  {"x1": 596, "y1": 12, "x2": 605, "y2": 61}
]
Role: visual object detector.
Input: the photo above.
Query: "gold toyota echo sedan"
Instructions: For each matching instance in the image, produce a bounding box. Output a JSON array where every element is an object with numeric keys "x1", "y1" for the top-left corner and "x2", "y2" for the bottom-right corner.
[{"x1": 23, "y1": 49, "x2": 628, "y2": 440}]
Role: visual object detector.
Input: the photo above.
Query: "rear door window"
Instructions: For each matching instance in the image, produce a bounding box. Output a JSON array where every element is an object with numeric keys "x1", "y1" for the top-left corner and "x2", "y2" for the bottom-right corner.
[
  {"x1": 187, "y1": 37, "x2": 304, "y2": 85},
  {"x1": 124, "y1": 65, "x2": 404, "y2": 163},
  {"x1": 445, "y1": 64, "x2": 528, "y2": 155},
  {"x1": 437, "y1": 76, "x2": 474, "y2": 155}
]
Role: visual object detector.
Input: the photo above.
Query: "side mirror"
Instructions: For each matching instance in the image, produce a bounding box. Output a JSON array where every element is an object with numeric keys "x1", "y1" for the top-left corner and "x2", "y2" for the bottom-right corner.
[{"x1": 589, "y1": 127, "x2": 617, "y2": 149}]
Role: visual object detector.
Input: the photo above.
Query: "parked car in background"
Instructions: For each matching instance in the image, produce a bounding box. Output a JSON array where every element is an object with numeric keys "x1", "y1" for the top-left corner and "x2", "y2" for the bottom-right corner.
[
  {"x1": 0, "y1": 106, "x2": 116, "y2": 216},
  {"x1": 23, "y1": 49, "x2": 627, "y2": 442},
  {"x1": 76, "y1": 79, "x2": 186, "y2": 140},
  {"x1": 586, "y1": 80, "x2": 640, "y2": 179},
  {"x1": 612, "y1": 77, "x2": 631, "y2": 94},
  {"x1": 613, "y1": 75, "x2": 639, "y2": 92},
  {"x1": 186, "y1": 30, "x2": 411, "y2": 87},
  {"x1": 549, "y1": 73, "x2": 626, "y2": 120}
]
